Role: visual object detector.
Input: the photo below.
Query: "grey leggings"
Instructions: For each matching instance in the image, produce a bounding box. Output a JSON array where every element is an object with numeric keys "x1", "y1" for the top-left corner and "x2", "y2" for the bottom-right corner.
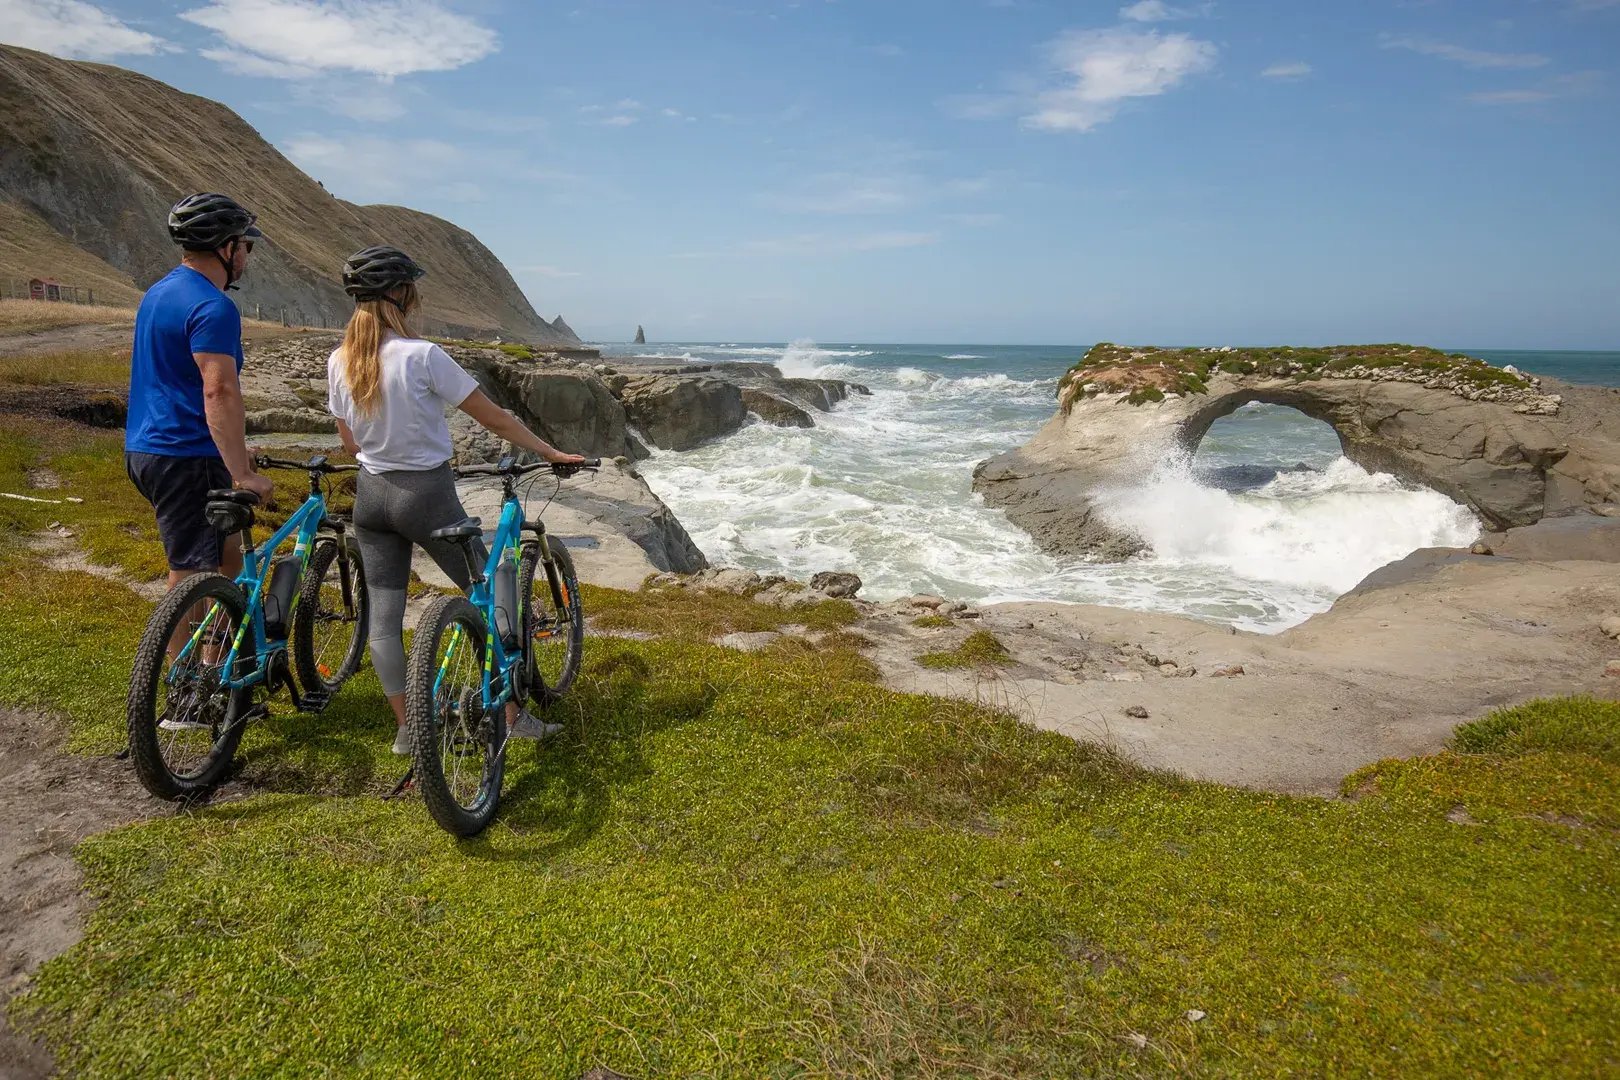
[{"x1": 353, "y1": 464, "x2": 487, "y2": 696}]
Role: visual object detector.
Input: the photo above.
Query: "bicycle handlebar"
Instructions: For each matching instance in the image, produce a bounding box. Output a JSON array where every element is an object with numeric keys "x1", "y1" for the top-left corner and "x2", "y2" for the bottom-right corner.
[
  {"x1": 454, "y1": 457, "x2": 602, "y2": 479},
  {"x1": 253, "y1": 454, "x2": 360, "y2": 474}
]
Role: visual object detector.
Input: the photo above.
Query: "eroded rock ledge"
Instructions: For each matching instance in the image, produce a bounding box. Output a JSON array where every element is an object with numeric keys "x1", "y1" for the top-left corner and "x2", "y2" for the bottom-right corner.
[{"x1": 975, "y1": 343, "x2": 1620, "y2": 560}]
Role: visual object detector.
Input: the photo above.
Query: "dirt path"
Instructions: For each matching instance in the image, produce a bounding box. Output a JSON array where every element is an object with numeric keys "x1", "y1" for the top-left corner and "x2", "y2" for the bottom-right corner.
[{"x1": 0, "y1": 709, "x2": 151, "y2": 1079}]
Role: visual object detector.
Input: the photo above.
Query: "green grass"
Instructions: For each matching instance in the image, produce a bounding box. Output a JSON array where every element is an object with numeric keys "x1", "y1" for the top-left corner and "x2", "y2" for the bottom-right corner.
[
  {"x1": 4, "y1": 421, "x2": 1619, "y2": 1077},
  {"x1": 911, "y1": 614, "x2": 952, "y2": 629},
  {"x1": 917, "y1": 630, "x2": 1012, "y2": 670},
  {"x1": 1057, "y1": 343, "x2": 1542, "y2": 411},
  {"x1": 588, "y1": 580, "x2": 861, "y2": 641}
]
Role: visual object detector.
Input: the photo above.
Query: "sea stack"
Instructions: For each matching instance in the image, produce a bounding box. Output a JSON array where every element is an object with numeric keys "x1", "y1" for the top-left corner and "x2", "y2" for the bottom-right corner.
[{"x1": 634, "y1": 325, "x2": 646, "y2": 344}]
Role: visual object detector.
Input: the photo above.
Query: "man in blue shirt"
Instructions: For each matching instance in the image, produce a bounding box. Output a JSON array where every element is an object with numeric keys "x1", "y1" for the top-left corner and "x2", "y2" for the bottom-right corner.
[{"x1": 125, "y1": 192, "x2": 275, "y2": 594}]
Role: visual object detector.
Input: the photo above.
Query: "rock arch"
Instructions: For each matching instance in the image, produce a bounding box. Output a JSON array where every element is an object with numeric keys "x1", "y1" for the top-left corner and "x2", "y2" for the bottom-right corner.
[{"x1": 974, "y1": 347, "x2": 1620, "y2": 561}]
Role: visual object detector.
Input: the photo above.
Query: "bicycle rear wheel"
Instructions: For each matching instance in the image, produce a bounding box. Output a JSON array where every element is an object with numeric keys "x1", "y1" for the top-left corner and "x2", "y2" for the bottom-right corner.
[
  {"x1": 292, "y1": 535, "x2": 368, "y2": 700},
  {"x1": 518, "y1": 535, "x2": 584, "y2": 707},
  {"x1": 405, "y1": 594, "x2": 506, "y2": 837},
  {"x1": 126, "y1": 573, "x2": 254, "y2": 801}
]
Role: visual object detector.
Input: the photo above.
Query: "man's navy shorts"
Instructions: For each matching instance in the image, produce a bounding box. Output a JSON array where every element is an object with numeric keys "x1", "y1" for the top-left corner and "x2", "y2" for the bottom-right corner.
[{"x1": 125, "y1": 452, "x2": 232, "y2": 571}]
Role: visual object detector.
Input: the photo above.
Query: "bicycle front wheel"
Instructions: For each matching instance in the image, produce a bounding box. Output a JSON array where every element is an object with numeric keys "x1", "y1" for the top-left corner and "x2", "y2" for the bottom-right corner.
[
  {"x1": 518, "y1": 535, "x2": 584, "y2": 707},
  {"x1": 292, "y1": 535, "x2": 368, "y2": 700},
  {"x1": 126, "y1": 573, "x2": 254, "y2": 801},
  {"x1": 405, "y1": 594, "x2": 506, "y2": 837}
]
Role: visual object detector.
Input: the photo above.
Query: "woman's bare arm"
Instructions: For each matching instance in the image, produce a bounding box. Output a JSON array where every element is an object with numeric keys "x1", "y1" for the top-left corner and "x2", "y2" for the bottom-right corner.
[{"x1": 456, "y1": 389, "x2": 585, "y2": 463}]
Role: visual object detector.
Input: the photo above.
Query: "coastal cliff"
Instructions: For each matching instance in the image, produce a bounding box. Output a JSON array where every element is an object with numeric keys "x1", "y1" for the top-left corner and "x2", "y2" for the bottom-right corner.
[
  {"x1": 0, "y1": 44, "x2": 578, "y2": 344},
  {"x1": 975, "y1": 344, "x2": 1620, "y2": 559}
]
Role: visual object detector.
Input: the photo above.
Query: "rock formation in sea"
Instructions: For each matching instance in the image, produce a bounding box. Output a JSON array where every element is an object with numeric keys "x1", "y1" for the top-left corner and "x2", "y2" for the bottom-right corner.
[
  {"x1": 974, "y1": 344, "x2": 1620, "y2": 560},
  {"x1": 634, "y1": 325, "x2": 646, "y2": 344}
]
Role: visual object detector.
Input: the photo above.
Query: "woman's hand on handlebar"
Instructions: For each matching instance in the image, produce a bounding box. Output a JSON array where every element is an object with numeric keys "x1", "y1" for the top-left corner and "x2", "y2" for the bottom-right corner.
[{"x1": 541, "y1": 448, "x2": 588, "y2": 466}]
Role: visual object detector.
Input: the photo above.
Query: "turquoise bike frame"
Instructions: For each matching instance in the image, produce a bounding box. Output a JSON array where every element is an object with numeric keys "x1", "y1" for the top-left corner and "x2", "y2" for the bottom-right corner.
[
  {"x1": 172, "y1": 492, "x2": 332, "y2": 692},
  {"x1": 434, "y1": 496, "x2": 527, "y2": 714}
]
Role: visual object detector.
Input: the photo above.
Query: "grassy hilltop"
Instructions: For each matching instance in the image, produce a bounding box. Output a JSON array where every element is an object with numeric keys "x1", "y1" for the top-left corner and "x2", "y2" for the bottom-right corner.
[
  {"x1": 0, "y1": 337, "x2": 1616, "y2": 1076},
  {"x1": 1059, "y1": 343, "x2": 1540, "y2": 408}
]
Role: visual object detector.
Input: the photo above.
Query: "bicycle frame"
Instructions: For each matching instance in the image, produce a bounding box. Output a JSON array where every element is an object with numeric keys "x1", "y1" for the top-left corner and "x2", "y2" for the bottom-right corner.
[
  {"x1": 434, "y1": 496, "x2": 529, "y2": 715},
  {"x1": 173, "y1": 491, "x2": 332, "y2": 692}
]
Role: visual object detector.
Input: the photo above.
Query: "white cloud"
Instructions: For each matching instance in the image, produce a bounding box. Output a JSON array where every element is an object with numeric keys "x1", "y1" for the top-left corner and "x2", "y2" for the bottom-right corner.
[
  {"x1": 283, "y1": 132, "x2": 465, "y2": 199},
  {"x1": 600, "y1": 114, "x2": 638, "y2": 126},
  {"x1": 1380, "y1": 35, "x2": 1549, "y2": 70},
  {"x1": 765, "y1": 173, "x2": 914, "y2": 215},
  {"x1": 181, "y1": 0, "x2": 497, "y2": 79},
  {"x1": 1119, "y1": 1, "x2": 1211, "y2": 20},
  {"x1": 202, "y1": 47, "x2": 315, "y2": 79},
  {"x1": 1468, "y1": 70, "x2": 1602, "y2": 105},
  {"x1": 1121, "y1": 0, "x2": 1172, "y2": 20},
  {"x1": 1023, "y1": 28, "x2": 1217, "y2": 132},
  {"x1": 743, "y1": 231, "x2": 940, "y2": 256},
  {"x1": 1261, "y1": 61, "x2": 1312, "y2": 80},
  {"x1": 0, "y1": 0, "x2": 169, "y2": 59}
]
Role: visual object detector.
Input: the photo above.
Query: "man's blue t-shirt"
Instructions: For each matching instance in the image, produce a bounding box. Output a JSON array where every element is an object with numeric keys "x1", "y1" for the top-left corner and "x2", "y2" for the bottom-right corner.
[{"x1": 125, "y1": 266, "x2": 244, "y2": 457}]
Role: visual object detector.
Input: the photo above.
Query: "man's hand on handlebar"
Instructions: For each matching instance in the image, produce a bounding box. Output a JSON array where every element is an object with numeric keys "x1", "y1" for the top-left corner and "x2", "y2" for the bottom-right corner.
[
  {"x1": 541, "y1": 449, "x2": 588, "y2": 467},
  {"x1": 234, "y1": 471, "x2": 276, "y2": 506}
]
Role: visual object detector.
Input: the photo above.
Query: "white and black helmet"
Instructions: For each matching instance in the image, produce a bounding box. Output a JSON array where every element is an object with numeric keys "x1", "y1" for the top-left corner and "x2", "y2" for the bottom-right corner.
[
  {"x1": 168, "y1": 192, "x2": 262, "y2": 251},
  {"x1": 342, "y1": 246, "x2": 426, "y2": 301}
]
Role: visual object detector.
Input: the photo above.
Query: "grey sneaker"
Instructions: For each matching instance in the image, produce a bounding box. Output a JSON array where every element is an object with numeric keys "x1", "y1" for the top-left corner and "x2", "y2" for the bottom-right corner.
[
  {"x1": 508, "y1": 710, "x2": 563, "y2": 740},
  {"x1": 391, "y1": 725, "x2": 412, "y2": 755}
]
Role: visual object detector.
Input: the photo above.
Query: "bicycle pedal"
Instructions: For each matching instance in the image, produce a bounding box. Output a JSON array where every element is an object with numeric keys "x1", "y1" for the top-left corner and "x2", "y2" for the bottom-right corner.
[{"x1": 300, "y1": 689, "x2": 332, "y2": 714}]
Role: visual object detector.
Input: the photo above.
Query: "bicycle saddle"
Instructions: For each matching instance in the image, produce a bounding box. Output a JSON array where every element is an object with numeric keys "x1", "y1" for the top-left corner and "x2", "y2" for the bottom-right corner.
[
  {"x1": 430, "y1": 517, "x2": 483, "y2": 541},
  {"x1": 206, "y1": 488, "x2": 262, "y2": 506}
]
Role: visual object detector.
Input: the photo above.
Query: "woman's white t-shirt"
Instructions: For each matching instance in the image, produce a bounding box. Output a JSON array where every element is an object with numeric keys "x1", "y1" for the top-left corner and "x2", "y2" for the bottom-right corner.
[{"x1": 326, "y1": 335, "x2": 480, "y2": 474}]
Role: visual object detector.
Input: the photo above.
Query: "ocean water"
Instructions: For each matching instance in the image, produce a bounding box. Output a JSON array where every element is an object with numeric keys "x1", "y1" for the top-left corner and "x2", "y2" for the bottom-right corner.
[{"x1": 619, "y1": 342, "x2": 1619, "y2": 632}]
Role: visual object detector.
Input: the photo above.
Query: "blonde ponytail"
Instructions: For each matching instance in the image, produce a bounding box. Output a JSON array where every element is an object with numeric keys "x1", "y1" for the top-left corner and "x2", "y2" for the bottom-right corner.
[{"x1": 339, "y1": 283, "x2": 419, "y2": 418}]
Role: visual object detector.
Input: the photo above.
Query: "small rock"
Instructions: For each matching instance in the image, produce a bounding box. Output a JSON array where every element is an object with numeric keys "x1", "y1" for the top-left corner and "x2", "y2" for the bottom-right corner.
[
  {"x1": 1123, "y1": 1032, "x2": 1148, "y2": 1049},
  {"x1": 1593, "y1": 504, "x2": 1620, "y2": 519},
  {"x1": 1446, "y1": 806, "x2": 1479, "y2": 826},
  {"x1": 715, "y1": 631, "x2": 781, "y2": 652},
  {"x1": 1158, "y1": 663, "x2": 1179, "y2": 676},
  {"x1": 956, "y1": 608, "x2": 982, "y2": 620},
  {"x1": 1208, "y1": 663, "x2": 1245, "y2": 678},
  {"x1": 1605, "y1": 660, "x2": 1620, "y2": 678},
  {"x1": 710, "y1": 567, "x2": 763, "y2": 593},
  {"x1": 910, "y1": 594, "x2": 945, "y2": 609},
  {"x1": 939, "y1": 600, "x2": 967, "y2": 615},
  {"x1": 1469, "y1": 541, "x2": 1494, "y2": 556},
  {"x1": 808, "y1": 570, "x2": 862, "y2": 598},
  {"x1": 1124, "y1": 705, "x2": 1149, "y2": 719},
  {"x1": 1106, "y1": 671, "x2": 1144, "y2": 683},
  {"x1": 1600, "y1": 616, "x2": 1620, "y2": 640},
  {"x1": 1186, "y1": 1009, "x2": 1206, "y2": 1023}
]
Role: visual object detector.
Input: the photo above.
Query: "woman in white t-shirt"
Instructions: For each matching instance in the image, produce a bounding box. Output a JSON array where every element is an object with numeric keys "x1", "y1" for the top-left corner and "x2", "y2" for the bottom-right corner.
[{"x1": 327, "y1": 246, "x2": 584, "y2": 753}]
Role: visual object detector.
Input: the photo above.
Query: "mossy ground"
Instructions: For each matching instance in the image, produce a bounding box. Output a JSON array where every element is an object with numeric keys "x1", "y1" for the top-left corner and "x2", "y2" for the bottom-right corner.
[
  {"x1": 1058, "y1": 343, "x2": 1534, "y2": 411},
  {"x1": 917, "y1": 629, "x2": 1012, "y2": 670},
  {"x1": 2, "y1": 416, "x2": 1618, "y2": 1077}
]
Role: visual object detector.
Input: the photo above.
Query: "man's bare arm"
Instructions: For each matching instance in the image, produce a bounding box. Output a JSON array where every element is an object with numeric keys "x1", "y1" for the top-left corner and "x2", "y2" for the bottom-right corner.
[{"x1": 196, "y1": 353, "x2": 272, "y2": 500}]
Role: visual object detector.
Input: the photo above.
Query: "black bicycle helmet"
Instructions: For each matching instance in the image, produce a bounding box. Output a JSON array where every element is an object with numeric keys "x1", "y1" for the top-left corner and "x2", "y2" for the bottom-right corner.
[
  {"x1": 168, "y1": 192, "x2": 262, "y2": 251},
  {"x1": 342, "y1": 246, "x2": 427, "y2": 302}
]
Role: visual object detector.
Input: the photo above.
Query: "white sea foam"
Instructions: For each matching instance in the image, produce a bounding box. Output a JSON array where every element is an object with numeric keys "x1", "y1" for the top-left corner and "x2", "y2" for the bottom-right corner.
[{"x1": 632, "y1": 342, "x2": 1484, "y2": 631}]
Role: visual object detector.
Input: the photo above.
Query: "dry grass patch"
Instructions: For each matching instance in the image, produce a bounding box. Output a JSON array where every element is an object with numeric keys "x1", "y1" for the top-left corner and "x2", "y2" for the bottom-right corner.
[
  {"x1": 0, "y1": 299, "x2": 135, "y2": 333},
  {"x1": 0, "y1": 347, "x2": 128, "y2": 387}
]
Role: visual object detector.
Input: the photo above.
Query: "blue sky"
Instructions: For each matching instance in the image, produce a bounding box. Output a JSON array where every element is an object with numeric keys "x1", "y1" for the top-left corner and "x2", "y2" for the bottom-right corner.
[{"x1": 4, "y1": 0, "x2": 1618, "y2": 347}]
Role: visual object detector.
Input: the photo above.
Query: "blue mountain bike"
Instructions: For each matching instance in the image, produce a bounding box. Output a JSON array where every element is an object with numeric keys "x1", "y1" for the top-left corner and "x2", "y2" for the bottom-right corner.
[
  {"x1": 404, "y1": 455, "x2": 598, "y2": 836},
  {"x1": 126, "y1": 455, "x2": 369, "y2": 801}
]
